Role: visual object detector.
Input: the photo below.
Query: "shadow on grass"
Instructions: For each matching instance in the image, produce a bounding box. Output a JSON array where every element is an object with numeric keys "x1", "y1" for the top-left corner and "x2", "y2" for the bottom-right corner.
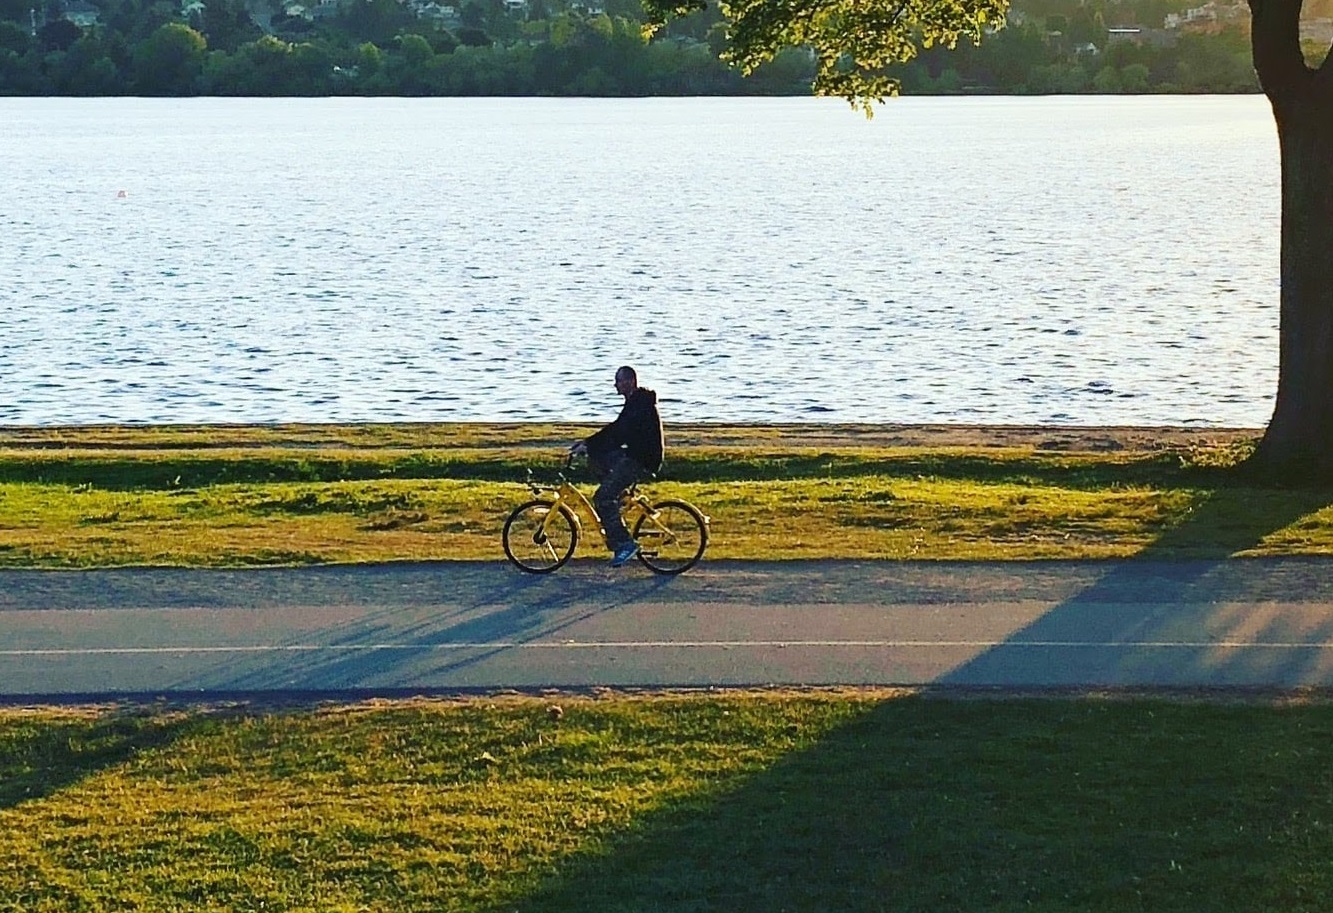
[
  {"x1": 489, "y1": 696, "x2": 1333, "y2": 912},
  {"x1": 0, "y1": 712, "x2": 193, "y2": 810},
  {"x1": 0, "y1": 449, "x2": 1250, "y2": 491},
  {"x1": 0, "y1": 455, "x2": 538, "y2": 489}
]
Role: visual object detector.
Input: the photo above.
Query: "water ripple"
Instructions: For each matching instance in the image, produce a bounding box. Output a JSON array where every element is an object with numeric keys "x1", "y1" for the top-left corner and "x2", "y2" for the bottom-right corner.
[{"x1": 0, "y1": 96, "x2": 1279, "y2": 427}]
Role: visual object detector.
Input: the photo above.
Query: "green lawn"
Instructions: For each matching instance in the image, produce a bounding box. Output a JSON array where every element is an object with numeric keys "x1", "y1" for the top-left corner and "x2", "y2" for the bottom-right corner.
[
  {"x1": 2, "y1": 421, "x2": 1330, "y2": 566},
  {"x1": 2, "y1": 693, "x2": 1332, "y2": 912},
  {"x1": 3, "y1": 424, "x2": 1331, "y2": 911}
]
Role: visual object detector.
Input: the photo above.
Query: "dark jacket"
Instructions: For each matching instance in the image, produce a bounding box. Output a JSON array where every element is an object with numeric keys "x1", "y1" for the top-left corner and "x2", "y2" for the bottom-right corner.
[{"x1": 585, "y1": 387, "x2": 664, "y2": 474}]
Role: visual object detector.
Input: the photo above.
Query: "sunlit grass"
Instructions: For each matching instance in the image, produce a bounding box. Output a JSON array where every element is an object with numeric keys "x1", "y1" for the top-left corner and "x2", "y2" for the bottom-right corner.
[
  {"x1": 3, "y1": 693, "x2": 1333, "y2": 912},
  {"x1": 1, "y1": 422, "x2": 1327, "y2": 566}
]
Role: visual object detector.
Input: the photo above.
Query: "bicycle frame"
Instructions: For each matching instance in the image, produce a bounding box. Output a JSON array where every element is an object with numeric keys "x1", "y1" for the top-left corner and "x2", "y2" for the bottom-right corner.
[
  {"x1": 506, "y1": 459, "x2": 708, "y2": 573},
  {"x1": 528, "y1": 473, "x2": 656, "y2": 551}
]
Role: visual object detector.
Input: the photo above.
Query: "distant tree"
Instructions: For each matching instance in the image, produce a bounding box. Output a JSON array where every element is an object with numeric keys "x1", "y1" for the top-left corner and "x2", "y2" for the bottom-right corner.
[
  {"x1": 340, "y1": 0, "x2": 413, "y2": 45},
  {"x1": 398, "y1": 30, "x2": 433, "y2": 65},
  {"x1": 0, "y1": 19, "x2": 30, "y2": 53},
  {"x1": 399, "y1": 24, "x2": 457, "y2": 54},
  {"x1": 1174, "y1": 31, "x2": 1255, "y2": 91},
  {"x1": 0, "y1": 0, "x2": 29, "y2": 22},
  {"x1": 460, "y1": 0, "x2": 484, "y2": 28},
  {"x1": 0, "y1": 46, "x2": 54, "y2": 91},
  {"x1": 357, "y1": 40, "x2": 382, "y2": 75},
  {"x1": 237, "y1": 34, "x2": 298, "y2": 93},
  {"x1": 55, "y1": 32, "x2": 128, "y2": 92},
  {"x1": 37, "y1": 17, "x2": 81, "y2": 51},
  {"x1": 1121, "y1": 61, "x2": 1149, "y2": 91},
  {"x1": 1091, "y1": 62, "x2": 1120, "y2": 91},
  {"x1": 133, "y1": 21, "x2": 206, "y2": 93},
  {"x1": 289, "y1": 40, "x2": 336, "y2": 92},
  {"x1": 388, "y1": 31, "x2": 433, "y2": 91},
  {"x1": 192, "y1": 0, "x2": 263, "y2": 53},
  {"x1": 1066, "y1": 8, "x2": 1100, "y2": 45},
  {"x1": 108, "y1": 0, "x2": 179, "y2": 42},
  {"x1": 455, "y1": 25, "x2": 490, "y2": 45},
  {"x1": 743, "y1": 44, "x2": 814, "y2": 92}
]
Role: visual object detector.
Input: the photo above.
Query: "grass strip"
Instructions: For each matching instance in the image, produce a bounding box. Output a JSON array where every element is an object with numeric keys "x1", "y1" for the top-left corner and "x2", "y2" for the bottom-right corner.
[
  {"x1": 1, "y1": 692, "x2": 1331, "y2": 912},
  {"x1": 4, "y1": 422, "x2": 1332, "y2": 566}
]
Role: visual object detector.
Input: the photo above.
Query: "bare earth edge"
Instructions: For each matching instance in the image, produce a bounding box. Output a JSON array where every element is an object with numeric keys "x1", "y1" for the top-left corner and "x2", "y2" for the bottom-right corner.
[
  {"x1": 662, "y1": 423, "x2": 1263, "y2": 451},
  {"x1": 0, "y1": 422, "x2": 1265, "y2": 452}
]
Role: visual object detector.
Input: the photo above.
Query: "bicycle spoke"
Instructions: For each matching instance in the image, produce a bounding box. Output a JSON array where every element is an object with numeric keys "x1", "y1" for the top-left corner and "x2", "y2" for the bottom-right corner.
[
  {"x1": 633, "y1": 500, "x2": 707, "y2": 574},
  {"x1": 504, "y1": 500, "x2": 577, "y2": 573}
]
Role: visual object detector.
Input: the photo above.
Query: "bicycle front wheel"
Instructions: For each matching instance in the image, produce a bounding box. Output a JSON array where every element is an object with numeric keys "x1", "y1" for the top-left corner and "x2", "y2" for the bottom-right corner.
[
  {"x1": 503, "y1": 500, "x2": 578, "y2": 573},
  {"x1": 634, "y1": 499, "x2": 708, "y2": 574}
]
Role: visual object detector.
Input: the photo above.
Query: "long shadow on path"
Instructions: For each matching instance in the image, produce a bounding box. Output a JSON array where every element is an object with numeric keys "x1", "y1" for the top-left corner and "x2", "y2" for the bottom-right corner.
[
  {"x1": 941, "y1": 484, "x2": 1333, "y2": 687},
  {"x1": 178, "y1": 562, "x2": 679, "y2": 692}
]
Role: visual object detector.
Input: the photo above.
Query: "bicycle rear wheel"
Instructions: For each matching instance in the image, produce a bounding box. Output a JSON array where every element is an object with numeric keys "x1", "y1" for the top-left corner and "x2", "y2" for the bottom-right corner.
[
  {"x1": 503, "y1": 500, "x2": 578, "y2": 573},
  {"x1": 634, "y1": 499, "x2": 708, "y2": 574}
]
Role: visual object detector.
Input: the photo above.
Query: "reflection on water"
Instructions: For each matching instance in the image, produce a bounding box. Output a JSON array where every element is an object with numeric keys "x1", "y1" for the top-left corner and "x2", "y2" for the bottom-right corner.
[{"x1": 1, "y1": 96, "x2": 1279, "y2": 426}]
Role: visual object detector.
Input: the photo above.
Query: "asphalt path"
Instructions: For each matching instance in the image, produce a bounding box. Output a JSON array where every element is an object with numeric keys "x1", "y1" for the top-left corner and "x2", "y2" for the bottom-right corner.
[{"x1": 3, "y1": 558, "x2": 1333, "y2": 700}]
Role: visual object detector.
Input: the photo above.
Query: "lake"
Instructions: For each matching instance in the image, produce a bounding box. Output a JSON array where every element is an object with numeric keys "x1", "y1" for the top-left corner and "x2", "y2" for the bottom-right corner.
[{"x1": 1, "y1": 95, "x2": 1280, "y2": 427}]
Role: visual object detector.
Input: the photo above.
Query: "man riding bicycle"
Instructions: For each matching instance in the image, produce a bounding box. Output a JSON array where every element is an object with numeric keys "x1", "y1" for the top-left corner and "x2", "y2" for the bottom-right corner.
[{"x1": 569, "y1": 365, "x2": 664, "y2": 567}]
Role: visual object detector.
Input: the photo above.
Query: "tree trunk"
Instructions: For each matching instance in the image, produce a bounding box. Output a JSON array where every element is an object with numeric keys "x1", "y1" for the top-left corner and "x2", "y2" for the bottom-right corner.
[{"x1": 1249, "y1": 0, "x2": 1333, "y2": 476}]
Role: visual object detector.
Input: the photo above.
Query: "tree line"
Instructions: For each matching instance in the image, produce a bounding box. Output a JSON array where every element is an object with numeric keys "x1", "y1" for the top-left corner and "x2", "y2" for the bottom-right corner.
[{"x1": 0, "y1": 0, "x2": 1265, "y2": 96}]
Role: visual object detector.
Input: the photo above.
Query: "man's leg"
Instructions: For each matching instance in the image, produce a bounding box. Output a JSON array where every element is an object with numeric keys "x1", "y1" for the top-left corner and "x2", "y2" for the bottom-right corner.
[{"x1": 593, "y1": 454, "x2": 643, "y2": 554}]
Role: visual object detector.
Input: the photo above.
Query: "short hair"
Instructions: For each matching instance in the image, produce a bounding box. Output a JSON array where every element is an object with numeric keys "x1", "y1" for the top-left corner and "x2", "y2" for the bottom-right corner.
[{"x1": 616, "y1": 365, "x2": 637, "y2": 383}]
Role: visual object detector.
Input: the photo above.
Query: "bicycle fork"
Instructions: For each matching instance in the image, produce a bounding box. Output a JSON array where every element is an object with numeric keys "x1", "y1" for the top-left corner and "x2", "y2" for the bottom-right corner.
[{"x1": 535, "y1": 496, "x2": 582, "y2": 559}]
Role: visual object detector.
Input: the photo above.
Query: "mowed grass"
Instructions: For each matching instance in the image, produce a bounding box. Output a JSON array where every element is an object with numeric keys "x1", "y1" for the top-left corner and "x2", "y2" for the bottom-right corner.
[
  {"x1": 3, "y1": 692, "x2": 1333, "y2": 912},
  {"x1": 0, "y1": 422, "x2": 1329, "y2": 566}
]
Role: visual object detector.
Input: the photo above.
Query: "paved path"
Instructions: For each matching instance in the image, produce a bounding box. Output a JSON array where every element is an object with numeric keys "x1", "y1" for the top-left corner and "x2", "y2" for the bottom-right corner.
[{"x1": 2, "y1": 559, "x2": 1333, "y2": 699}]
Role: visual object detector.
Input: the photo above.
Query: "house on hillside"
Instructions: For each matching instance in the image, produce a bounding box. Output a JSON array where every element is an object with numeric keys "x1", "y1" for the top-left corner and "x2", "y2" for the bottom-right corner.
[
  {"x1": 1164, "y1": 1, "x2": 1248, "y2": 34},
  {"x1": 310, "y1": 0, "x2": 341, "y2": 21},
  {"x1": 413, "y1": 1, "x2": 461, "y2": 27},
  {"x1": 63, "y1": 0, "x2": 100, "y2": 26},
  {"x1": 1107, "y1": 25, "x2": 1177, "y2": 46}
]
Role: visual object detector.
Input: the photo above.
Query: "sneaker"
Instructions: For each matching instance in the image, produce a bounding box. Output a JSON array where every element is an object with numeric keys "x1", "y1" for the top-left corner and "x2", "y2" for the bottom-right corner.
[{"x1": 609, "y1": 541, "x2": 640, "y2": 568}]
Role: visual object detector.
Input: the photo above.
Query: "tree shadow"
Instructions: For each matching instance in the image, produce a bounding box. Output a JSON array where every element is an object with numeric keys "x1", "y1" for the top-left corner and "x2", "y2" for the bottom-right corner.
[
  {"x1": 486, "y1": 695, "x2": 1333, "y2": 912},
  {"x1": 940, "y1": 476, "x2": 1333, "y2": 687},
  {"x1": 0, "y1": 711, "x2": 194, "y2": 810}
]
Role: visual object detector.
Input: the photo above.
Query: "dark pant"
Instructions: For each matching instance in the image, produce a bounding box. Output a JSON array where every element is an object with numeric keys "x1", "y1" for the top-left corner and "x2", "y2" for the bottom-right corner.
[{"x1": 591, "y1": 452, "x2": 647, "y2": 551}]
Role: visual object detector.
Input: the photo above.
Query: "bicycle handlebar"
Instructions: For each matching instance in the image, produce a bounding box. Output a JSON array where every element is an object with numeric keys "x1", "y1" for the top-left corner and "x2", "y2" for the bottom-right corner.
[{"x1": 524, "y1": 452, "x2": 580, "y2": 492}]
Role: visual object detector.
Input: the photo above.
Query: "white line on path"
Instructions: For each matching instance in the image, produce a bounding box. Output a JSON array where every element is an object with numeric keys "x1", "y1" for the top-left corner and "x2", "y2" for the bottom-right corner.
[{"x1": 4, "y1": 640, "x2": 1333, "y2": 656}]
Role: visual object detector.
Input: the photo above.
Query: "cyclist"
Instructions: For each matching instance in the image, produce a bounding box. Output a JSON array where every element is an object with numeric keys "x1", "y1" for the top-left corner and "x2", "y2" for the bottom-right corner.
[{"x1": 569, "y1": 365, "x2": 664, "y2": 567}]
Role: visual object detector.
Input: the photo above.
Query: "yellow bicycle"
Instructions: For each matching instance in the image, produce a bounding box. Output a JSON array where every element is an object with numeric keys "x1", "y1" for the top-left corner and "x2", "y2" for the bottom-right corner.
[{"x1": 503, "y1": 455, "x2": 709, "y2": 574}]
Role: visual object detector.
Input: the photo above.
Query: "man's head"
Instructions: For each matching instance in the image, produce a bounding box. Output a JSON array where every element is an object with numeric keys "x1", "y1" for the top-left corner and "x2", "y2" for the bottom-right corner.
[{"x1": 614, "y1": 365, "x2": 638, "y2": 398}]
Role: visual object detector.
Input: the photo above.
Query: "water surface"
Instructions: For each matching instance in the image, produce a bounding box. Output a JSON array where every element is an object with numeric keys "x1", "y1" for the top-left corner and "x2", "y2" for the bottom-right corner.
[{"x1": 1, "y1": 95, "x2": 1280, "y2": 426}]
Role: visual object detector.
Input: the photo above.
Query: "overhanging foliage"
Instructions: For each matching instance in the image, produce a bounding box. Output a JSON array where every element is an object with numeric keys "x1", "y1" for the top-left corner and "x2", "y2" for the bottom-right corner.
[{"x1": 642, "y1": 0, "x2": 1009, "y2": 109}]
